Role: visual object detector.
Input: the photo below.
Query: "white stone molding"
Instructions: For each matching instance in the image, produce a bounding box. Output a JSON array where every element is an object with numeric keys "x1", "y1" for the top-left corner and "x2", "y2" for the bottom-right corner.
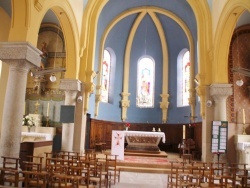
[{"x1": 210, "y1": 84, "x2": 233, "y2": 121}]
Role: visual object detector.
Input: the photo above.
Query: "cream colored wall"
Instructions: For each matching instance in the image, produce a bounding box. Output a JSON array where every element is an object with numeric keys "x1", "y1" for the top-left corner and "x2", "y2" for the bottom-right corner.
[
  {"x1": 211, "y1": 0, "x2": 227, "y2": 38},
  {"x1": 68, "y1": 0, "x2": 84, "y2": 34}
]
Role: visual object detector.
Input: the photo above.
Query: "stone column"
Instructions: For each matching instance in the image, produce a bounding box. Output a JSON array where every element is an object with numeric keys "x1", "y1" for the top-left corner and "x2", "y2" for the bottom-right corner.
[
  {"x1": 210, "y1": 84, "x2": 232, "y2": 121},
  {"x1": 0, "y1": 42, "x2": 41, "y2": 160},
  {"x1": 59, "y1": 79, "x2": 81, "y2": 152},
  {"x1": 73, "y1": 83, "x2": 86, "y2": 155},
  {"x1": 210, "y1": 84, "x2": 232, "y2": 163}
]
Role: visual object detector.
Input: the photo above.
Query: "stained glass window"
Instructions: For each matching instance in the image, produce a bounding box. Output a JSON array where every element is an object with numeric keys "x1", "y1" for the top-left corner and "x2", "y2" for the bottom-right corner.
[
  {"x1": 101, "y1": 49, "x2": 111, "y2": 102},
  {"x1": 136, "y1": 57, "x2": 155, "y2": 108},
  {"x1": 177, "y1": 49, "x2": 190, "y2": 107},
  {"x1": 182, "y1": 51, "x2": 190, "y2": 106}
]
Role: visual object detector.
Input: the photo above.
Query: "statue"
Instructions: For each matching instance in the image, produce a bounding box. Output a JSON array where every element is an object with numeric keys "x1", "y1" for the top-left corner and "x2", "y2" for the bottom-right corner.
[{"x1": 40, "y1": 42, "x2": 48, "y2": 70}]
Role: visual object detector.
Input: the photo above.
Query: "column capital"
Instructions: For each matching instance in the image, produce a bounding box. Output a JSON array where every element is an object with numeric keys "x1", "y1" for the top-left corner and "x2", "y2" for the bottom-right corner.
[
  {"x1": 59, "y1": 79, "x2": 82, "y2": 92},
  {"x1": 0, "y1": 42, "x2": 41, "y2": 68},
  {"x1": 210, "y1": 83, "x2": 232, "y2": 121},
  {"x1": 210, "y1": 84, "x2": 233, "y2": 97}
]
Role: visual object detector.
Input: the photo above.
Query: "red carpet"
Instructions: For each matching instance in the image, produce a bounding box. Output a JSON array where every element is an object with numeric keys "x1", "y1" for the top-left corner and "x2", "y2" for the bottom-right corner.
[{"x1": 119, "y1": 155, "x2": 169, "y2": 165}]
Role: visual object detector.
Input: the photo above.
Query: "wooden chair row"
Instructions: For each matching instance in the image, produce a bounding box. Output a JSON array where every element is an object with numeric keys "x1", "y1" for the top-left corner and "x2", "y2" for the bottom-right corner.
[
  {"x1": 0, "y1": 149, "x2": 120, "y2": 188},
  {"x1": 167, "y1": 161, "x2": 250, "y2": 188}
]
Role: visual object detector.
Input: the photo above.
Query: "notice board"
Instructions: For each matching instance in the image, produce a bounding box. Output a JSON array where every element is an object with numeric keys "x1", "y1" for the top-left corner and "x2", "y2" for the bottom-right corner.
[{"x1": 211, "y1": 121, "x2": 228, "y2": 153}]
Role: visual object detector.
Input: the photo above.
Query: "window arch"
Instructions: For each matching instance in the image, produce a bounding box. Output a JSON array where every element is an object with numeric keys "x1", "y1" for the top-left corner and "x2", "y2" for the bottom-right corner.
[
  {"x1": 177, "y1": 49, "x2": 190, "y2": 107},
  {"x1": 101, "y1": 49, "x2": 110, "y2": 102},
  {"x1": 136, "y1": 56, "x2": 155, "y2": 108}
]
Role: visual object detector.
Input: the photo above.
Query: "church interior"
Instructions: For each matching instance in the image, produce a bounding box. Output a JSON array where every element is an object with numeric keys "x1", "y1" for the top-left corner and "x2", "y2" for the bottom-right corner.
[{"x1": 0, "y1": 0, "x2": 250, "y2": 187}]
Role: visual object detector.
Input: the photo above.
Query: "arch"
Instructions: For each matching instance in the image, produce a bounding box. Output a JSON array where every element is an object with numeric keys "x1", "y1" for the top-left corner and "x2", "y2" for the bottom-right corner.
[
  {"x1": 9, "y1": 1, "x2": 79, "y2": 79},
  {"x1": 95, "y1": 6, "x2": 194, "y2": 121},
  {"x1": 213, "y1": 1, "x2": 250, "y2": 84},
  {"x1": 137, "y1": 56, "x2": 155, "y2": 108},
  {"x1": 187, "y1": 0, "x2": 213, "y2": 118},
  {"x1": 177, "y1": 49, "x2": 190, "y2": 107},
  {"x1": 79, "y1": 0, "x2": 109, "y2": 113},
  {"x1": 101, "y1": 47, "x2": 116, "y2": 104}
]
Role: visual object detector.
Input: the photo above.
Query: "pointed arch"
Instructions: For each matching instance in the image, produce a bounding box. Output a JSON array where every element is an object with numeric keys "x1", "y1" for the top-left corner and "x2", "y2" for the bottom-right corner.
[{"x1": 95, "y1": 6, "x2": 194, "y2": 121}]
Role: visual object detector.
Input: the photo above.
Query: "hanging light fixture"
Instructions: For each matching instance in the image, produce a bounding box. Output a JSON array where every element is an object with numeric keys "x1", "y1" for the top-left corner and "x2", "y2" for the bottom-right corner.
[
  {"x1": 236, "y1": 79, "x2": 243, "y2": 86},
  {"x1": 50, "y1": 73, "x2": 56, "y2": 82},
  {"x1": 50, "y1": 26, "x2": 60, "y2": 82}
]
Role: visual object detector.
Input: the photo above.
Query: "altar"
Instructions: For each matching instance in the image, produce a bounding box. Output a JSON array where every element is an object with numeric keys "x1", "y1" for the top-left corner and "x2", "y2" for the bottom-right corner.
[
  {"x1": 124, "y1": 131, "x2": 166, "y2": 153},
  {"x1": 235, "y1": 134, "x2": 250, "y2": 169},
  {"x1": 21, "y1": 126, "x2": 56, "y2": 142},
  {"x1": 20, "y1": 126, "x2": 56, "y2": 169}
]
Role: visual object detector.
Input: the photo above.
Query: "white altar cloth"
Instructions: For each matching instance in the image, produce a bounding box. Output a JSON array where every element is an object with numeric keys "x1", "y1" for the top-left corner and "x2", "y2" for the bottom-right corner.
[
  {"x1": 21, "y1": 132, "x2": 53, "y2": 142},
  {"x1": 237, "y1": 142, "x2": 250, "y2": 150},
  {"x1": 124, "y1": 131, "x2": 166, "y2": 143}
]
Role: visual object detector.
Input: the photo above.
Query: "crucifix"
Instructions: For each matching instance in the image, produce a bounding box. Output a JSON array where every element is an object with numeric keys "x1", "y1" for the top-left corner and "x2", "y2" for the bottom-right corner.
[
  {"x1": 113, "y1": 132, "x2": 123, "y2": 147},
  {"x1": 34, "y1": 101, "x2": 40, "y2": 114},
  {"x1": 184, "y1": 113, "x2": 198, "y2": 125},
  {"x1": 184, "y1": 113, "x2": 197, "y2": 139}
]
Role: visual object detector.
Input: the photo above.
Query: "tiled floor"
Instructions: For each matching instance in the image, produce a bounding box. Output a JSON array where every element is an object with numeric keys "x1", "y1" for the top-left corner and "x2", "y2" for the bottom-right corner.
[
  {"x1": 110, "y1": 152, "x2": 181, "y2": 187},
  {"x1": 111, "y1": 171, "x2": 168, "y2": 188}
]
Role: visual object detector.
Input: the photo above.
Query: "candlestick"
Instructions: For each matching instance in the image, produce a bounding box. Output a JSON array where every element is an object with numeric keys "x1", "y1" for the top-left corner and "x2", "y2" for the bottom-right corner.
[
  {"x1": 46, "y1": 116, "x2": 49, "y2": 127},
  {"x1": 242, "y1": 109, "x2": 246, "y2": 135},
  {"x1": 47, "y1": 102, "x2": 50, "y2": 116},
  {"x1": 243, "y1": 109, "x2": 245, "y2": 124},
  {"x1": 183, "y1": 125, "x2": 186, "y2": 139}
]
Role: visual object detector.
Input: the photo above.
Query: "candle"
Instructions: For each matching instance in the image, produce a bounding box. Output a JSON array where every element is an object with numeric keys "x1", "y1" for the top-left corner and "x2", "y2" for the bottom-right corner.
[
  {"x1": 47, "y1": 102, "x2": 50, "y2": 116},
  {"x1": 243, "y1": 109, "x2": 245, "y2": 124},
  {"x1": 183, "y1": 125, "x2": 186, "y2": 139},
  {"x1": 24, "y1": 102, "x2": 26, "y2": 116}
]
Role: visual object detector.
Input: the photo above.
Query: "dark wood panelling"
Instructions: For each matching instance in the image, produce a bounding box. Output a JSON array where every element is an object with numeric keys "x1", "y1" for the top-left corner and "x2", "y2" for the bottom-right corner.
[
  {"x1": 19, "y1": 141, "x2": 53, "y2": 170},
  {"x1": 89, "y1": 119, "x2": 202, "y2": 154}
]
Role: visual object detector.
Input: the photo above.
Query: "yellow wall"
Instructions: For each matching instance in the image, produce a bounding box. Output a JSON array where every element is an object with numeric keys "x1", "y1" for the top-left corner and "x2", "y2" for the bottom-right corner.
[{"x1": 0, "y1": 8, "x2": 10, "y2": 137}]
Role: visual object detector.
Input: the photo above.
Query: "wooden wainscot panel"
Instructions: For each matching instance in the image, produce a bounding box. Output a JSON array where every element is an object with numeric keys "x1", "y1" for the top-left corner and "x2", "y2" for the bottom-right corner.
[
  {"x1": 89, "y1": 119, "x2": 123, "y2": 149},
  {"x1": 20, "y1": 141, "x2": 53, "y2": 170},
  {"x1": 89, "y1": 119, "x2": 202, "y2": 154}
]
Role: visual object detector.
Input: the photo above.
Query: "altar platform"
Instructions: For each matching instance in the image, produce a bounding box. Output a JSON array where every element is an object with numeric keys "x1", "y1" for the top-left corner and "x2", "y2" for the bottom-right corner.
[
  {"x1": 98, "y1": 150, "x2": 176, "y2": 174},
  {"x1": 124, "y1": 131, "x2": 165, "y2": 154},
  {"x1": 125, "y1": 150, "x2": 168, "y2": 158}
]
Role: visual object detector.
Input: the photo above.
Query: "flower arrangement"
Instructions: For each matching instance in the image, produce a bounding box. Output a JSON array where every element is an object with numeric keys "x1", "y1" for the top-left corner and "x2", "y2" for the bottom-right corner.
[
  {"x1": 124, "y1": 122, "x2": 130, "y2": 130},
  {"x1": 22, "y1": 115, "x2": 35, "y2": 127}
]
